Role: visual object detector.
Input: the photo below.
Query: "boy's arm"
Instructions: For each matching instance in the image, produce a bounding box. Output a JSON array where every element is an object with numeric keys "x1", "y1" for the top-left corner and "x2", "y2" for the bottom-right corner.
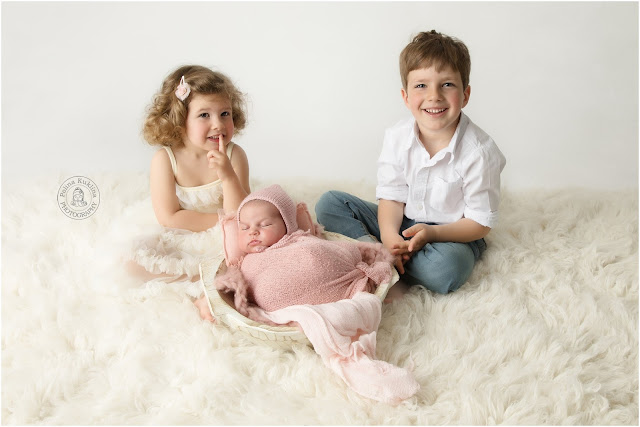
[
  {"x1": 459, "y1": 139, "x2": 506, "y2": 231},
  {"x1": 402, "y1": 218, "x2": 490, "y2": 253},
  {"x1": 376, "y1": 121, "x2": 416, "y2": 272},
  {"x1": 378, "y1": 199, "x2": 411, "y2": 274}
]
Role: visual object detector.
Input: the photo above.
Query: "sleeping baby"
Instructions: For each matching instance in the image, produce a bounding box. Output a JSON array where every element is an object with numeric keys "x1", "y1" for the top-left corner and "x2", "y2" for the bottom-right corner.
[{"x1": 214, "y1": 184, "x2": 394, "y2": 323}]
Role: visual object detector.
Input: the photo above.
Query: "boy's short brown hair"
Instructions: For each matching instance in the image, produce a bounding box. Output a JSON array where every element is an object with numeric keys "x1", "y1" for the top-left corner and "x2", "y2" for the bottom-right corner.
[{"x1": 399, "y1": 30, "x2": 471, "y2": 90}]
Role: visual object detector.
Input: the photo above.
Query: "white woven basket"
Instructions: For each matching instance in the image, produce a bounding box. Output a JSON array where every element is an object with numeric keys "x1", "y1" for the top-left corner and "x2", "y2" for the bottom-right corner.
[{"x1": 199, "y1": 232, "x2": 399, "y2": 347}]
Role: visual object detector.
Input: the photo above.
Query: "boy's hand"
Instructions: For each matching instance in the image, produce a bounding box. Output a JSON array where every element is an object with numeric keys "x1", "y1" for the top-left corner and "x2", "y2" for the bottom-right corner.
[
  {"x1": 207, "y1": 135, "x2": 234, "y2": 180},
  {"x1": 381, "y1": 233, "x2": 412, "y2": 274},
  {"x1": 402, "y1": 223, "x2": 432, "y2": 253}
]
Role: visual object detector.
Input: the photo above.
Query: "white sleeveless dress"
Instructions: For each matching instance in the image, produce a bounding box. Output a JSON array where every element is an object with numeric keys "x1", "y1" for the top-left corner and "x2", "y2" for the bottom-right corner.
[{"x1": 130, "y1": 143, "x2": 235, "y2": 279}]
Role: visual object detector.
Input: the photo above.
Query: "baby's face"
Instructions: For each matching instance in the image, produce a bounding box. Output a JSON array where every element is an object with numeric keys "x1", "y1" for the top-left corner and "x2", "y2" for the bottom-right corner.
[{"x1": 238, "y1": 200, "x2": 287, "y2": 254}]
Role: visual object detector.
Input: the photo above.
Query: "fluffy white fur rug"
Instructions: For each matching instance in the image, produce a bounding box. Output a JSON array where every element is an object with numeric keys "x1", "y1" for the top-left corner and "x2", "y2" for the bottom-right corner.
[{"x1": 2, "y1": 172, "x2": 638, "y2": 425}]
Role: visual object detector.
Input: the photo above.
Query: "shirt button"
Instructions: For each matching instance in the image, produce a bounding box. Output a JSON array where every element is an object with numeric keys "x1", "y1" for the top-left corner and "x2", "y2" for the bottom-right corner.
[{"x1": 417, "y1": 203, "x2": 424, "y2": 211}]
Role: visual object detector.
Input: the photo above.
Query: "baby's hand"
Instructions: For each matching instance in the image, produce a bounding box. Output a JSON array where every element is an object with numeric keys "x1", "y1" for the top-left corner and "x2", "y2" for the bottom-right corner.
[
  {"x1": 207, "y1": 135, "x2": 234, "y2": 180},
  {"x1": 402, "y1": 223, "x2": 431, "y2": 253}
]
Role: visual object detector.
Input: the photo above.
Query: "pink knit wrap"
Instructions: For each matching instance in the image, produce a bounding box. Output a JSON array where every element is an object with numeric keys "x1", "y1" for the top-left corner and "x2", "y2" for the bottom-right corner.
[{"x1": 214, "y1": 230, "x2": 394, "y2": 323}]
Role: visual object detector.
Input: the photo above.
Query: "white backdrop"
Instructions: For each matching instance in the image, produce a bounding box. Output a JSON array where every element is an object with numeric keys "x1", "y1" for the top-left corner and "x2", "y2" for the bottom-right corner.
[{"x1": 2, "y1": 1, "x2": 638, "y2": 191}]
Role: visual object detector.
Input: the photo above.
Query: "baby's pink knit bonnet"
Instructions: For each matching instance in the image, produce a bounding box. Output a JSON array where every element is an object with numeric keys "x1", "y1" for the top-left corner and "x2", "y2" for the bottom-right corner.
[{"x1": 237, "y1": 184, "x2": 298, "y2": 234}]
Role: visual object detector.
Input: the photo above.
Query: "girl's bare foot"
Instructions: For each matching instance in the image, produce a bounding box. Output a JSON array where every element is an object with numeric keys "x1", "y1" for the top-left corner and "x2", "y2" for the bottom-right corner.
[
  {"x1": 194, "y1": 294, "x2": 214, "y2": 322},
  {"x1": 384, "y1": 280, "x2": 410, "y2": 303},
  {"x1": 125, "y1": 261, "x2": 186, "y2": 282}
]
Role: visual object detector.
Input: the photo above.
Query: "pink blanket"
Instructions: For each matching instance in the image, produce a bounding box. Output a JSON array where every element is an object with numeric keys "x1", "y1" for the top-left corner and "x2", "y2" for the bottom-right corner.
[
  {"x1": 257, "y1": 292, "x2": 420, "y2": 404},
  {"x1": 215, "y1": 230, "x2": 394, "y2": 322}
]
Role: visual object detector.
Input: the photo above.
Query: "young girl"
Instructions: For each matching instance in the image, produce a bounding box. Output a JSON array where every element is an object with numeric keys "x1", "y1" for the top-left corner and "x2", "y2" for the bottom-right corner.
[{"x1": 130, "y1": 65, "x2": 250, "y2": 313}]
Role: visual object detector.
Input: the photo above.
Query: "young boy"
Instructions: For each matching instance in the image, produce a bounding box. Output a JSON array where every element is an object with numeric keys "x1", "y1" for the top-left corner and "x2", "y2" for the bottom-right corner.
[{"x1": 315, "y1": 30, "x2": 506, "y2": 295}]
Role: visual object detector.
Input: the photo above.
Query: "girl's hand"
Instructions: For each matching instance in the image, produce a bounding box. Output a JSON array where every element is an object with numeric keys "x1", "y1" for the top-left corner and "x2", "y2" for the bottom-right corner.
[
  {"x1": 402, "y1": 223, "x2": 431, "y2": 253},
  {"x1": 207, "y1": 135, "x2": 234, "y2": 180}
]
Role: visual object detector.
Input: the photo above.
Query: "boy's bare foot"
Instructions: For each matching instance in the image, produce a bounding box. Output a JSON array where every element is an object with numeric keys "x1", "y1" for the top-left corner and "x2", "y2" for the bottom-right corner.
[
  {"x1": 384, "y1": 280, "x2": 410, "y2": 303},
  {"x1": 194, "y1": 294, "x2": 214, "y2": 322}
]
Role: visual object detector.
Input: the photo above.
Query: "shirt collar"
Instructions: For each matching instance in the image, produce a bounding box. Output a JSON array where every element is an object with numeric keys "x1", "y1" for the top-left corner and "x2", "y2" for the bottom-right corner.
[
  {"x1": 405, "y1": 112, "x2": 470, "y2": 164},
  {"x1": 446, "y1": 112, "x2": 469, "y2": 164}
]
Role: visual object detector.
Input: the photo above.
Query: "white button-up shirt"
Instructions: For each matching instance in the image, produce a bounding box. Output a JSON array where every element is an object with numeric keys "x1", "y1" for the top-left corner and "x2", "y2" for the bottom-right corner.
[{"x1": 376, "y1": 112, "x2": 506, "y2": 228}]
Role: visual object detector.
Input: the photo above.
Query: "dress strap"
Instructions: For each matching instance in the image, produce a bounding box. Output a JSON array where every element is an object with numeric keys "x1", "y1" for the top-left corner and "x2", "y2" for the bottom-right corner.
[{"x1": 162, "y1": 146, "x2": 178, "y2": 176}]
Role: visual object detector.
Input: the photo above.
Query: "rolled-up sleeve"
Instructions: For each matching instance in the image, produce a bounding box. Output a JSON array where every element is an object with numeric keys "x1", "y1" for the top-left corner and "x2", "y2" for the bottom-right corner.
[
  {"x1": 461, "y1": 141, "x2": 506, "y2": 228},
  {"x1": 376, "y1": 129, "x2": 408, "y2": 203}
]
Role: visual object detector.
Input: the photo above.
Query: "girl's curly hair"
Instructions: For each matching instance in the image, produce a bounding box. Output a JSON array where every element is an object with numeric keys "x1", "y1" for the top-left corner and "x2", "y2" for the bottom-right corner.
[{"x1": 143, "y1": 65, "x2": 247, "y2": 147}]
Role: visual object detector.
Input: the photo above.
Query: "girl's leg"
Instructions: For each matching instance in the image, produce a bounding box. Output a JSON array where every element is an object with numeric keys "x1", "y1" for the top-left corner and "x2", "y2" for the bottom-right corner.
[
  {"x1": 401, "y1": 238, "x2": 486, "y2": 294},
  {"x1": 315, "y1": 191, "x2": 381, "y2": 240},
  {"x1": 194, "y1": 295, "x2": 214, "y2": 322},
  {"x1": 126, "y1": 260, "x2": 198, "y2": 283},
  {"x1": 127, "y1": 260, "x2": 213, "y2": 320}
]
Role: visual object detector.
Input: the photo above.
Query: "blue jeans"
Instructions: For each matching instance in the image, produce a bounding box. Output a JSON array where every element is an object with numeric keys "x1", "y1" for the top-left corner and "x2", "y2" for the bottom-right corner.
[{"x1": 315, "y1": 190, "x2": 486, "y2": 294}]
